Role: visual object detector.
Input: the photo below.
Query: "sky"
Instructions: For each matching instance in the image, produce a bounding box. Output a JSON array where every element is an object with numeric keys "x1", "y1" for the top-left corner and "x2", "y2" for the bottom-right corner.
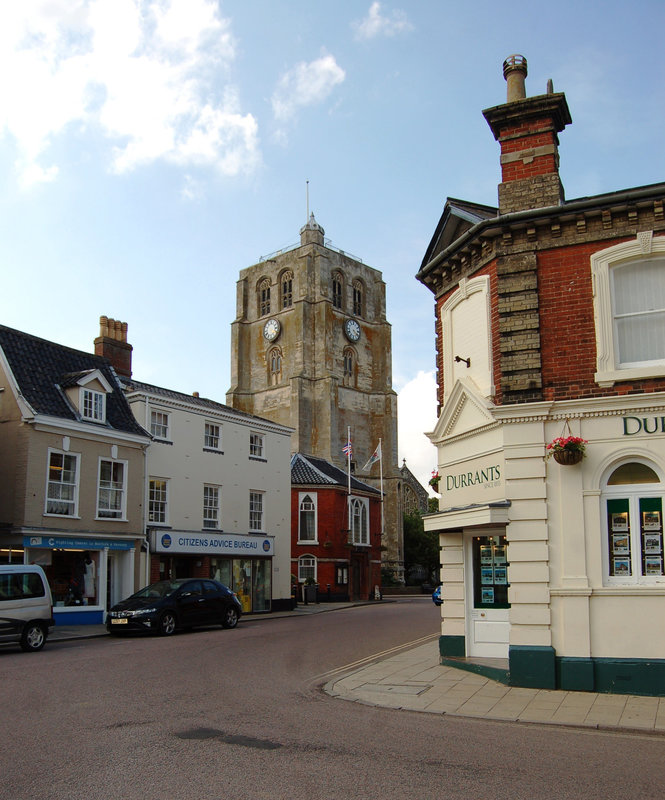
[{"x1": 1, "y1": 0, "x2": 664, "y2": 492}]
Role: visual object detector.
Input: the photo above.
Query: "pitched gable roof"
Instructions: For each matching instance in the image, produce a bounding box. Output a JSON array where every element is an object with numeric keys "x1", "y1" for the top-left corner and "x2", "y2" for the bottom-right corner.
[
  {"x1": 419, "y1": 198, "x2": 497, "y2": 272},
  {"x1": 291, "y1": 453, "x2": 381, "y2": 495},
  {"x1": 0, "y1": 325, "x2": 148, "y2": 437}
]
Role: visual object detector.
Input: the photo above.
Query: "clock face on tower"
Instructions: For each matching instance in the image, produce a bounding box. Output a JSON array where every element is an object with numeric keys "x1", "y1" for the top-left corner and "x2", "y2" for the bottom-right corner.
[
  {"x1": 263, "y1": 318, "x2": 281, "y2": 341},
  {"x1": 344, "y1": 318, "x2": 361, "y2": 342}
]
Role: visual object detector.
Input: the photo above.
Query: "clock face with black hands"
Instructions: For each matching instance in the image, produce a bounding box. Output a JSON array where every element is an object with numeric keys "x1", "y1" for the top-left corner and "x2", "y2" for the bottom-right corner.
[
  {"x1": 344, "y1": 318, "x2": 361, "y2": 342},
  {"x1": 263, "y1": 318, "x2": 281, "y2": 341}
]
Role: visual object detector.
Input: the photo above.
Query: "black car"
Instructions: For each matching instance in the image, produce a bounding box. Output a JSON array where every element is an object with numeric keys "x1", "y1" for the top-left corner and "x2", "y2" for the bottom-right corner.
[{"x1": 106, "y1": 578, "x2": 242, "y2": 636}]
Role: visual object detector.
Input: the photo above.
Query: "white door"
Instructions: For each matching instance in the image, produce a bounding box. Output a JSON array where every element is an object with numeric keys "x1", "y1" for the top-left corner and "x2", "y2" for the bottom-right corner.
[{"x1": 465, "y1": 532, "x2": 509, "y2": 658}]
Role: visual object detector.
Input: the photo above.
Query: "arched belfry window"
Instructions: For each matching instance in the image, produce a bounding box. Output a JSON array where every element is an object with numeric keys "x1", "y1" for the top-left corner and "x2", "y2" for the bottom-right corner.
[
  {"x1": 352, "y1": 279, "x2": 364, "y2": 317},
  {"x1": 258, "y1": 278, "x2": 271, "y2": 317},
  {"x1": 268, "y1": 347, "x2": 282, "y2": 385},
  {"x1": 343, "y1": 347, "x2": 356, "y2": 387},
  {"x1": 281, "y1": 270, "x2": 293, "y2": 309},
  {"x1": 332, "y1": 272, "x2": 344, "y2": 310},
  {"x1": 603, "y1": 460, "x2": 664, "y2": 583}
]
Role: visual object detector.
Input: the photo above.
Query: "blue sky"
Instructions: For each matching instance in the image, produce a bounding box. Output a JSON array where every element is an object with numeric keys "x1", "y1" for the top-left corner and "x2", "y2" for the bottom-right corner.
[{"x1": 1, "y1": 0, "x2": 664, "y2": 489}]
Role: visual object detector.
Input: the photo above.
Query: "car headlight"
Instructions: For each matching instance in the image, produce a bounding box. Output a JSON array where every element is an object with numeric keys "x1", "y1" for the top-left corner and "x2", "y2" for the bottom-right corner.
[{"x1": 131, "y1": 608, "x2": 157, "y2": 616}]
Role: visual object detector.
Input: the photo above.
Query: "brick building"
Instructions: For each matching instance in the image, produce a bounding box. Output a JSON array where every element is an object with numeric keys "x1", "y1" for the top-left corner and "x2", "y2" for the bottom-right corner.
[
  {"x1": 290, "y1": 453, "x2": 382, "y2": 601},
  {"x1": 418, "y1": 55, "x2": 665, "y2": 694}
]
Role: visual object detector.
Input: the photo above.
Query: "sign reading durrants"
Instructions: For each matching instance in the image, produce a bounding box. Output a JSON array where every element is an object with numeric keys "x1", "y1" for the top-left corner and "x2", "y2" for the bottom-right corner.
[
  {"x1": 440, "y1": 455, "x2": 505, "y2": 506},
  {"x1": 150, "y1": 530, "x2": 274, "y2": 556}
]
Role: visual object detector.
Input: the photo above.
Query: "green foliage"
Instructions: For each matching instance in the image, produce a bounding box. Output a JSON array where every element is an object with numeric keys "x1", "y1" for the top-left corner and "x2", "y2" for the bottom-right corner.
[
  {"x1": 403, "y1": 509, "x2": 440, "y2": 584},
  {"x1": 380, "y1": 567, "x2": 400, "y2": 586}
]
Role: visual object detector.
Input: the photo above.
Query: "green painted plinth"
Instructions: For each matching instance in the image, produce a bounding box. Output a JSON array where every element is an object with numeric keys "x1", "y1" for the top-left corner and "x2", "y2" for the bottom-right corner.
[
  {"x1": 557, "y1": 657, "x2": 594, "y2": 692},
  {"x1": 439, "y1": 634, "x2": 465, "y2": 658},
  {"x1": 594, "y1": 659, "x2": 665, "y2": 697},
  {"x1": 509, "y1": 645, "x2": 555, "y2": 689}
]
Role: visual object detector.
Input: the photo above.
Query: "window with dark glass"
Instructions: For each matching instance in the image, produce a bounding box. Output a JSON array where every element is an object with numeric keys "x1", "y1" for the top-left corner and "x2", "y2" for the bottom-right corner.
[
  {"x1": 281, "y1": 271, "x2": 293, "y2": 308},
  {"x1": 259, "y1": 278, "x2": 271, "y2": 316},
  {"x1": 332, "y1": 272, "x2": 343, "y2": 310}
]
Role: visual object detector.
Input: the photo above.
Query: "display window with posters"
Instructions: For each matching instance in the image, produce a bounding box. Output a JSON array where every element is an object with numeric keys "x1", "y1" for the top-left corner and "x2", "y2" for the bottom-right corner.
[{"x1": 210, "y1": 557, "x2": 271, "y2": 613}]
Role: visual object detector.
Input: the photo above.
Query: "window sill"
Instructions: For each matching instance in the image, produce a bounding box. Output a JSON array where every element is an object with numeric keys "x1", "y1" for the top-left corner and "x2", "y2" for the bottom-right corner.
[
  {"x1": 152, "y1": 438, "x2": 174, "y2": 446},
  {"x1": 95, "y1": 517, "x2": 128, "y2": 522},
  {"x1": 298, "y1": 540, "x2": 319, "y2": 546},
  {"x1": 249, "y1": 456, "x2": 267, "y2": 462},
  {"x1": 44, "y1": 513, "x2": 81, "y2": 519},
  {"x1": 203, "y1": 448, "x2": 224, "y2": 454},
  {"x1": 595, "y1": 364, "x2": 665, "y2": 387}
]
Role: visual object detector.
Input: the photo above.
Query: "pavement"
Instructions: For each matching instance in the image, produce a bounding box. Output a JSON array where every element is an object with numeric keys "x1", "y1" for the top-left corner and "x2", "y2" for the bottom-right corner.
[{"x1": 49, "y1": 601, "x2": 665, "y2": 735}]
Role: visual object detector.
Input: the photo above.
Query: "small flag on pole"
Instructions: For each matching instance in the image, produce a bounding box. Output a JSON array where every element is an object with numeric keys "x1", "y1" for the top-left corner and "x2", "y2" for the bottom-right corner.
[
  {"x1": 362, "y1": 442, "x2": 381, "y2": 471},
  {"x1": 342, "y1": 439, "x2": 353, "y2": 457}
]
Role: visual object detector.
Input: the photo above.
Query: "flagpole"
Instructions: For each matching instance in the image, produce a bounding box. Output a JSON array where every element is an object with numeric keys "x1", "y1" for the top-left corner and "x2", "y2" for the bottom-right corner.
[
  {"x1": 378, "y1": 438, "x2": 384, "y2": 537},
  {"x1": 347, "y1": 426, "x2": 352, "y2": 539}
]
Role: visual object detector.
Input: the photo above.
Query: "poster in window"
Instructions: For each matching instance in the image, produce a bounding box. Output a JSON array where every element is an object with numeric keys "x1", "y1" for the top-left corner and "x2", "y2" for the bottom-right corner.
[
  {"x1": 479, "y1": 545, "x2": 493, "y2": 565},
  {"x1": 611, "y1": 512, "x2": 629, "y2": 532},
  {"x1": 642, "y1": 511, "x2": 661, "y2": 532},
  {"x1": 493, "y1": 545, "x2": 506, "y2": 564},
  {"x1": 481, "y1": 587, "x2": 495, "y2": 604},
  {"x1": 480, "y1": 567, "x2": 494, "y2": 585},
  {"x1": 494, "y1": 566, "x2": 507, "y2": 585},
  {"x1": 643, "y1": 534, "x2": 662, "y2": 555},
  {"x1": 613, "y1": 558, "x2": 631, "y2": 576},
  {"x1": 644, "y1": 556, "x2": 663, "y2": 575},
  {"x1": 611, "y1": 533, "x2": 630, "y2": 555}
]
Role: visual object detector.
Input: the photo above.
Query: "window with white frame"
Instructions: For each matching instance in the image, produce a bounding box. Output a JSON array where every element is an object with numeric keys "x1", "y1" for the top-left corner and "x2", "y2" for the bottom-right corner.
[
  {"x1": 250, "y1": 432, "x2": 264, "y2": 459},
  {"x1": 350, "y1": 496, "x2": 369, "y2": 545},
  {"x1": 203, "y1": 485, "x2": 220, "y2": 529},
  {"x1": 149, "y1": 479, "x2": 168, "y2": 524},
  {"x1": 81, "y1": 388, "x2": 105, "y2": 422},
  {"x1": 298, "y1": 493, "x2": 317, "y2": 542},
  {"x1": 249, "y1": 491, "x2": 264, "y2": 531},
  {"x1": 603, "y1": 461, "x2": 664, "y2": 584},
  {"x1": 150, "y1": 410, "x2": 170, "y2": 440},
  {"x1": 204, "y1": 422, "x2": 221, "y2": 450},
  {"x1": 336, "y1": 564, "x2": 349, "y2": 585},
  {"x1": 45, "y1": 450, "x2": 79, "y2": 516},
  {"x1": 592, "y1": 234, "x2": 665, "y2": 386},
  {"x1": 298, "y1": 555, "x2": 316, "y2": 583},
  {"x1": 97, "y1": 459, "x2": 127, "y2": 519}
]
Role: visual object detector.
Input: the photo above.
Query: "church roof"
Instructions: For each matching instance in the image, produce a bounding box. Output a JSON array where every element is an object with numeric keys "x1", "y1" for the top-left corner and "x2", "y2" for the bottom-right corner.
[{"x1": 291, "y1": 453, "x2": 381, "y2": 495}]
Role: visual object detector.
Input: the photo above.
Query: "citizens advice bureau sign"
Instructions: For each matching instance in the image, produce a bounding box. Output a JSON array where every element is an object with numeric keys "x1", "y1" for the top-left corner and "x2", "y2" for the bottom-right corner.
[
  {"x1": 150, "y1": 531, "x2": 274, "y2": 556},
  {"x1": 440, "y1": 456, "x2": 504, "y2": 506}
]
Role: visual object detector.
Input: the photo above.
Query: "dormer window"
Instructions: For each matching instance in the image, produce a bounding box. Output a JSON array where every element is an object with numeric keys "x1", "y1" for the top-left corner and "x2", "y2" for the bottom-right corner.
[{"x1": 81, "y1": 388, "x2": 105, "y2": 422}]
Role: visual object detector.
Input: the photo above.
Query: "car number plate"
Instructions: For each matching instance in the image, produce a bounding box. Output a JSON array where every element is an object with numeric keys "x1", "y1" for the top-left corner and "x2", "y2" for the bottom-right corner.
[{"x1": 111, "y1": 618, "x2": 128, "y2": 624}]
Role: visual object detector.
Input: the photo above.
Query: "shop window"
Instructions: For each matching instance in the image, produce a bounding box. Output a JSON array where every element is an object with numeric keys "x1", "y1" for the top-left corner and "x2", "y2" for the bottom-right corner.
[
  {"x1": 350, "y1": 497, "x2": 369, "y2": 545},
  {"x1": 332, "y1": 271, "x2": 344, "y2": 310},
  {"x1": 472, "y1": 535, "x2": 509, "y2": 609},
  {"x1": 203, "y1": 485, "x2": 220, "y2": 529},
  {"x1": 45, "y1": 449, "x2": 79, "y2": 516},
  {"x1": 148, "y1": 479, "x2": 168, "y2": 524},
  {"x1": 204, "y1": 422, "x2": 221, "y2": 450},
  {"x1": 298, "y1": 493, "x2": 317, "y2": 542},
  {"x1": 150, "y1": 410, "x2": 170, "y2": 440},
  {"x1": 281, "y1": 270, "x2": 293, "y2": 309},
  {"x1": 258, "y1": 278, "x2": 271, "y2": 317},
  {"x1": 298, "y1": 555, "x2": 316, "y2": 583},
  {"x1": 250, "y1": 432, "x2": 265, "y2": 459},
  {"x1": 81, "y1": 388, "x2": 105, "y2": 422},
  {"x1": 603, "y1": 461, "x2": 664, "y2": 583},
  {"x1": 43, "y1": 550, "x2": 99, "y2": 607},
  {"x1": 352, "y1": 279, "x2": 364, "y2": 317},
  {"x1": 249, "y1": 491, "x2": 264, "y2": 531},
  {"x1": 336, "y1": 565, "x2": 349, "y2": 585},
  {"x1": 592, "y1": 234, "x2": 665, "y2": 386},
  {"x1": 97, "y1": 459, "x2": 127, "y2": 519}
]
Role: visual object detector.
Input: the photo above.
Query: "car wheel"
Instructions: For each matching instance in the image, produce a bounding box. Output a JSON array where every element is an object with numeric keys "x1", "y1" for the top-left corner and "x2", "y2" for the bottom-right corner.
[
  {"x1": 221, "y1": 606, "x2": 238, "y2": 629},
  {"x1": 158, "y1": 611, "x2": 177, "y2": 636},
  {"x1": 20, "y1": 622, "x2": 46, "y2": 652}
]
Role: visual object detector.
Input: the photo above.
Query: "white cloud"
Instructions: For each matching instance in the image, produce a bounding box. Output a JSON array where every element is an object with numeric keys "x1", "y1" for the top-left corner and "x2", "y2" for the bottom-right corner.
[
  {"x1": 0, "y1": 0, "x2": 259, "y2": 186},
  {"x1": 397, "y1": 370, "x2": 438, "y2": 493},
  {"x1": 271, "y1": 54, "x2": 345, "y2": 124},
  {"x1": 353, "y1": 2, "x2": 413, "y2": 41}
]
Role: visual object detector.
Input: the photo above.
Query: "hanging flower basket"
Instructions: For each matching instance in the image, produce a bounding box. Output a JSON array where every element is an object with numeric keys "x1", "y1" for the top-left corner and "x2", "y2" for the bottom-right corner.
[
  {"x1": 546, "y1": 420, "x2": 587, "y2": 465},
  {"x1": 428, "y1": 470, "x2": 440, "y2": 492}
]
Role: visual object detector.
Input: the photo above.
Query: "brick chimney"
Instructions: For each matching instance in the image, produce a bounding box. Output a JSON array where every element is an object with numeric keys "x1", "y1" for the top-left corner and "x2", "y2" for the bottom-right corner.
[
  {"x1": 94, "y1": 316, "x2": 133, "y2": 378},
  {"x1": 482, "y1": 55, "x2": 572, "y2": 214}
]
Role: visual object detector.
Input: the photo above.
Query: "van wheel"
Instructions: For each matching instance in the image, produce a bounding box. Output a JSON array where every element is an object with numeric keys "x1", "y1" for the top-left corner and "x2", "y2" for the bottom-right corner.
[{"x1": 21, "y1": 623, "x2": 46, "y2": 652}]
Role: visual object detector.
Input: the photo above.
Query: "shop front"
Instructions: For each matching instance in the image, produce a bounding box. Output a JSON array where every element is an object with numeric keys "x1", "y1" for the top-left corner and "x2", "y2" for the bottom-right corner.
[
  {"x1": 22, "y1": 533, "x2": 138, "y2": 625},
  {"x1": 150, "y1": 530, "x2": 274, "y2": 614}
]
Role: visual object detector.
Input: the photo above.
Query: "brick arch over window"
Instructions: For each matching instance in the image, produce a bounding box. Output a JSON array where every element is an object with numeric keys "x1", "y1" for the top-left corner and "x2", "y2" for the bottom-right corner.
[
  {"x1": 280, "y1": 270, "x2": 293, "y2": 309},
  {"x1": 257, "y1": 277, "x2": 271, "y2": 317},
  {"x1": 332, "y1": 271, "x2": 344, "y2": 310}
]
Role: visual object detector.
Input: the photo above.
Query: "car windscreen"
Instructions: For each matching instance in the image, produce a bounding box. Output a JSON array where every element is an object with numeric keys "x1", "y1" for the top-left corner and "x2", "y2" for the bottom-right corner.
[{"x1": 132, "y1": 581, "x2": 184, "y2": 599}]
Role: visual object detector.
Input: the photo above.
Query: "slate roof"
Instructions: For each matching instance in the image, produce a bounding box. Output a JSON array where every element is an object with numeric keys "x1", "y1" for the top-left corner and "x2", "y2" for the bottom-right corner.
[
  {"x1": 420, "y1": 198, "x2": 497, "y2": 271},
  {"x1": 0, "y1": 325, "x2": 148, "y2": 437},
  {"x1": 124, "y1": 378, "x2": 293, "y2": 432},
  {"x1": 291, "y1": 453, "x2": 381, "y2": 495}
]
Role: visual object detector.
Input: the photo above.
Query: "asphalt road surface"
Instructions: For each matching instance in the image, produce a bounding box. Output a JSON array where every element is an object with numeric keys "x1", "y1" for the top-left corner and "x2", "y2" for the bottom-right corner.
[{"x1": 1, "y1": 598, "x2": 664, "y2": 800}]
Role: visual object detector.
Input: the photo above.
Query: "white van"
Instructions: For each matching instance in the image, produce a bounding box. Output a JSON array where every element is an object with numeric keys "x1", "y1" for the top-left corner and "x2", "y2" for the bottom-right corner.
[{"x1": 0, "y1": 564, "x2": 54, "y2": 652}]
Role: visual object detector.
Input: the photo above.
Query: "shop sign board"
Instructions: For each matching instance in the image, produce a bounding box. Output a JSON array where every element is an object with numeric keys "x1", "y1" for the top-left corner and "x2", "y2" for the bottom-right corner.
[
  {"x1": 24, "y1": 535, "x2": 135, "y2": 550},
  {"x1": 622, "y1": 416, "x2": 665, "y2": 436},
  {"x1": 439, "y1": 455, "x2": 504, "y2": 507},
  {"x1": 151, "y1": 530, "x2": 274, "y2": 556}
]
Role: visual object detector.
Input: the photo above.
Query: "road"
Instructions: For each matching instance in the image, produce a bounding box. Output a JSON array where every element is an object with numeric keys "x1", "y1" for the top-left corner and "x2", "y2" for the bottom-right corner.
[{"x1": 1, "y1": 598, "x2": 664, "y2": 800}]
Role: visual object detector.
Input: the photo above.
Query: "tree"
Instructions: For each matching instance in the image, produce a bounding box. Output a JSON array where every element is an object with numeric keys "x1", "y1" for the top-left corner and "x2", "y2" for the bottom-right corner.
[{"x1": 403, "y1": 510, "x2": 440, "y2": 585}]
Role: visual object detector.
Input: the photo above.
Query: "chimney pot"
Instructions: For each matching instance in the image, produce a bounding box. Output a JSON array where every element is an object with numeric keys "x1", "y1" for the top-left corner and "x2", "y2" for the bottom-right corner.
[{"x1": 503, "y1": 54, "x2": 527, "y2": 102}]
